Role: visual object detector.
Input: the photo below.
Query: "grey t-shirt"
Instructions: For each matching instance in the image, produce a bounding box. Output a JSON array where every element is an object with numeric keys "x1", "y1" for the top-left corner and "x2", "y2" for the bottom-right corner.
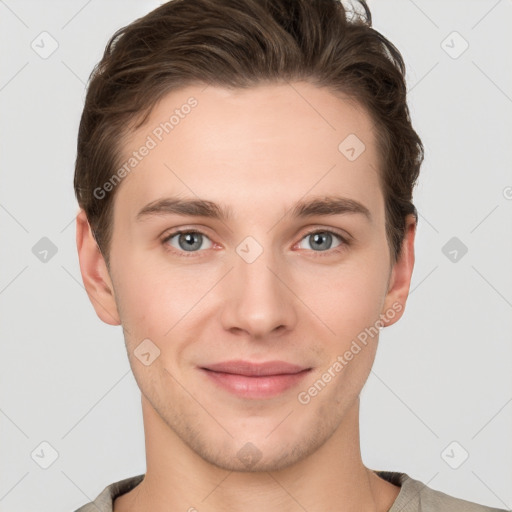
[{"x1": 74, "y1": 471, "x2": 508, "y2": 512}]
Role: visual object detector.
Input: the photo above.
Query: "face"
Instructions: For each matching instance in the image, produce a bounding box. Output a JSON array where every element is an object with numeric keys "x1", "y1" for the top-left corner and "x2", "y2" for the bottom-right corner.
[{"x1": 78, "y1": 82, "x2": 415, "y2": 472}]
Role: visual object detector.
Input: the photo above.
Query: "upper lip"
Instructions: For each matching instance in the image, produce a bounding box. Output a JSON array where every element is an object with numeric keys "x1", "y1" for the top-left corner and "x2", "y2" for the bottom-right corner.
[{"x1": 201, "y1": 360, "x2": 310, "y2": 377}]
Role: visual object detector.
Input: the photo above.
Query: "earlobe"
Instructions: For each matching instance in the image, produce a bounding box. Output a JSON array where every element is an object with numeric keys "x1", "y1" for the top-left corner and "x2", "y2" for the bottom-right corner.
[
  {"x1": 380, "y1": 215, "x2": 416, "y2": 328},
  {"x1": 76, "y1": 209, "x2": 121, "y2": 326}
]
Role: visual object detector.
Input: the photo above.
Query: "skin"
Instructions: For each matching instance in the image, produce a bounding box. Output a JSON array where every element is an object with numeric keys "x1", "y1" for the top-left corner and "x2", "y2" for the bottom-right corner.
[{"x1": 76, "y1": 82, "x2": 416, "y2": 512}]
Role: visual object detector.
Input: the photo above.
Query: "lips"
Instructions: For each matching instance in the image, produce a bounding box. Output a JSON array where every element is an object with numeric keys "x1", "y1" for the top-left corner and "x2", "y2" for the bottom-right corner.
[
  {"x1": 201, "y1": 360, "x2": 308, "y2": 376},
  {"x1": 198, "y1": 360, "x2": 312, "y2": 399}
]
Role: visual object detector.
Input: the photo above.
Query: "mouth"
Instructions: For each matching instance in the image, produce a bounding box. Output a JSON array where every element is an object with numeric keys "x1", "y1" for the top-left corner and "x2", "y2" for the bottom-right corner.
[{"x1": 198, "y1": 360, "x2": 312, "y2": 399}]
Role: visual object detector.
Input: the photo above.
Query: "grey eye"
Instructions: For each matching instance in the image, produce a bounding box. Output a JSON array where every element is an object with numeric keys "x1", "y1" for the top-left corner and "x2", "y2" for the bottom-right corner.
[
  {"x1": 298, "y1": 231, "x2": 342, "y2": 252},
  {"x1": 166, "y1": 231, "x2": 213, "y2": 252}
]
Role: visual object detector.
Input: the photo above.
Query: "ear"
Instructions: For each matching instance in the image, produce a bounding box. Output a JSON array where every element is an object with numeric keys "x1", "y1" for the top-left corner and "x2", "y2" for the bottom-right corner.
[
  {"x1": 380, "y1": 214, "x2": 416, "y2": 327},
  {"x1": 76, "y1": 209, "x2": 121, "y2": 326}
]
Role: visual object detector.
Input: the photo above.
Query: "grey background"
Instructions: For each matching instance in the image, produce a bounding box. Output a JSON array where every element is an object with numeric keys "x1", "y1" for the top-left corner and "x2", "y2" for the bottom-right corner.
[{"x1": 1, "y1": 0, "x2": 511, "y2": 511}]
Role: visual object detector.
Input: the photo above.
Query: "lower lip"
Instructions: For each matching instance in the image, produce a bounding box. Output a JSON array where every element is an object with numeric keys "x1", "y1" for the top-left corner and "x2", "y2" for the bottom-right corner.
[{"x1": 200, "y1": 368, "x2": 311, "y2": 399}]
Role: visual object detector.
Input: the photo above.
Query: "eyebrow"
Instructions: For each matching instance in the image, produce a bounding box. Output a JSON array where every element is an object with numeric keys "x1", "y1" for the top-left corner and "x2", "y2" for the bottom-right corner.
[{"x1": 136, "y1": 195, "x2": 372, "y2": 222}]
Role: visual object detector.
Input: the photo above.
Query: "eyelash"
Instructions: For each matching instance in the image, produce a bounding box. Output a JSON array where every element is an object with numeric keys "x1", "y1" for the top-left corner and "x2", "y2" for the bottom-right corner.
[{"x1": 161, "y1": 228, "x2": 350, "y2": 258}]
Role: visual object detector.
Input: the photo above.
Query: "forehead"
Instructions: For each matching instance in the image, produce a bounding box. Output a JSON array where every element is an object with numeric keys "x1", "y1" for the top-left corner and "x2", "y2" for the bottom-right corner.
[{"x1": 114, "y1": 82, "x2": 383, "y2": 222}]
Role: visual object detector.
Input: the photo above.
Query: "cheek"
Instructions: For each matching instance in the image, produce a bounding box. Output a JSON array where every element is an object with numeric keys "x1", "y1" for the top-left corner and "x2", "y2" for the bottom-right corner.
[
  {"x1": 304, "y1": 262, "x2": 386, "y2": 404},
  {"x1": 111, "y1": 254, "x2": 214, "y2": 344},
  {"x1": 297, "y1": 258, "x2": 388, "y2": 342}
]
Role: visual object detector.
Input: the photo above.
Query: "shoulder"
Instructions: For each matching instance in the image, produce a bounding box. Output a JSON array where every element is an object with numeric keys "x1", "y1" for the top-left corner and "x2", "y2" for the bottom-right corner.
[
  {"x1": 73, "y1": 474, "x2": 145, "y2": 512},
  {"x1": 376, "y1": 471, "x2": 508, "y2": 512}
]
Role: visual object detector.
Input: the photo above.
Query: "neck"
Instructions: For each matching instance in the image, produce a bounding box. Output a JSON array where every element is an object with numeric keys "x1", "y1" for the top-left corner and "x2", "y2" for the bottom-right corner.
[{"x1": 114, "y1": 395, "x2": 399, "y2": 512}]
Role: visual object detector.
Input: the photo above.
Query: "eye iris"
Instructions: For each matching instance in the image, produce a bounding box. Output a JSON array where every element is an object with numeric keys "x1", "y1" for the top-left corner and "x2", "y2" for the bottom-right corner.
[
  {"x1": 179, "y1": 232, "x2": 202, "y2": 251},
  {"x1": 311, "y1": 232, "x2": 332, "y2": 251}
]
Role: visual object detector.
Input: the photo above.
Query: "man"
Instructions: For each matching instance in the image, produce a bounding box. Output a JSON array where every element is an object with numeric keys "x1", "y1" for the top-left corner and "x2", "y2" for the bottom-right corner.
[{"x1": 73, "y1": 0, "x2": 506, "y2": 510}]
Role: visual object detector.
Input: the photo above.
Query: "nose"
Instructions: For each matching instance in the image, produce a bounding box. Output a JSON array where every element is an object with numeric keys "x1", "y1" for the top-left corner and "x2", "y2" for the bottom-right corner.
[{"x1": 219, "y1": 247, "x2": 298, "y2": 340}]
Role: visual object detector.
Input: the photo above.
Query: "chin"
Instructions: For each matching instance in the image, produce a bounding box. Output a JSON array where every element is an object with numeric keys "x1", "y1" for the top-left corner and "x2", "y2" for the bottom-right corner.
[{"x1": 194, "y1": 428, "x2": 324, "y2": 474}]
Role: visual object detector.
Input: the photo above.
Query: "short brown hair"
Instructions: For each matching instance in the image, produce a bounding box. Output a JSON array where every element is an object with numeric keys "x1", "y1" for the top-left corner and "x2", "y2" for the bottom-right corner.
[{"x1": 74, "y1": 0, "x2": 424, "y2": 266}]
